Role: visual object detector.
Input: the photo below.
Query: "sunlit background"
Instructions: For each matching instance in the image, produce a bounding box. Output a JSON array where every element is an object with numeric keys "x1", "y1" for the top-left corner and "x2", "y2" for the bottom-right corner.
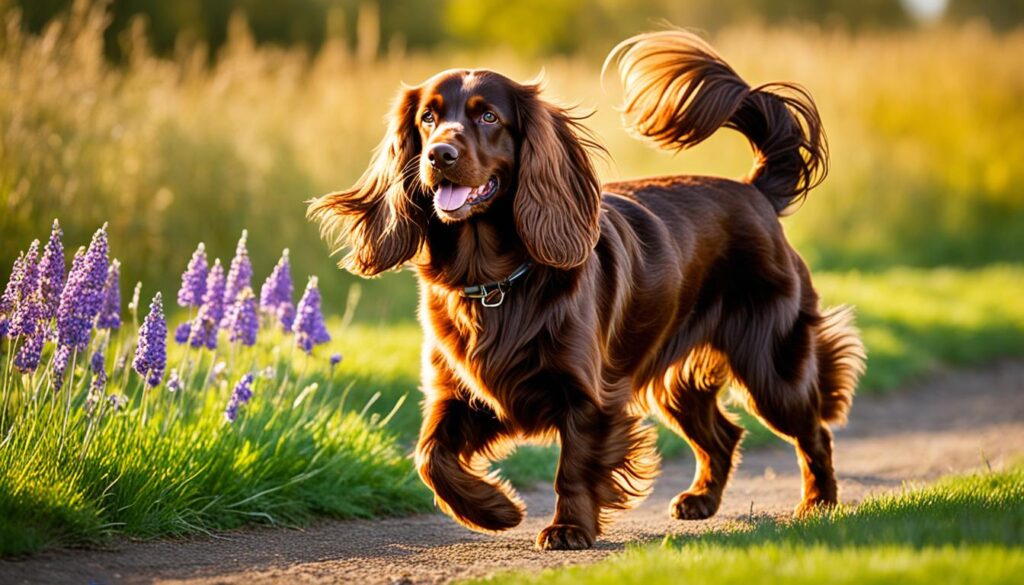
[
  {"x1": 2, "y1": 1, "x2": 1024, "y2": 559},
  {"x1": 1, "y1": 0, "x2": 1022, "y2": 318}
]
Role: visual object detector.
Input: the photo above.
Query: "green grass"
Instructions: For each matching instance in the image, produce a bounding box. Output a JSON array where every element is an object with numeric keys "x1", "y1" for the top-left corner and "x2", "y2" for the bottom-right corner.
[
  {"x1": 0, "y1": 322, "x2": 432, "y2": 557},
  {"x1": 1, "y1": 262, "x2": 1021, "y2": 556},
  {"x1": 470, "y1": 465, "x2": 1024, "y2": 585}
]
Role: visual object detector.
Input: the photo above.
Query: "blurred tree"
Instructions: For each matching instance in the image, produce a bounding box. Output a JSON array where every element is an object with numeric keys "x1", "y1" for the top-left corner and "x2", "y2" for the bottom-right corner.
[
  {"x1": 1, "y1": 0, "x2": 443, "y2": 58},
  {"x1": 0, "y1": 0, "x2": 1019, "y2": 58},
  {"x1": 947, "y1": 0, "x2": 1024, "y2": 30}
]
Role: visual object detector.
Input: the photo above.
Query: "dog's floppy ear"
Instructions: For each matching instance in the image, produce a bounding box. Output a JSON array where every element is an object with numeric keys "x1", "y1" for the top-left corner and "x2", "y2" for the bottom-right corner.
[
  {"x1": 513, "y1": 84, "x2": 603, "y2": 270},
  {"x1": 308, "y1": 85, "x2": 426, "y2": 276}
]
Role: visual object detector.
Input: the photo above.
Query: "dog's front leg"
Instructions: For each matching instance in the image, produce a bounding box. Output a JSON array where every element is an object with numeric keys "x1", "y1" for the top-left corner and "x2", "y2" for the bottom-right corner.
[
  {"x1": 536, "y1": 395, "x2": 605, "y2": 550},
  {"x1": 415, "y1": 353, "x2": 523, "y2": 532},
  {"x1": 537, "y1": 387, "x2": 659, "y2": 551}
]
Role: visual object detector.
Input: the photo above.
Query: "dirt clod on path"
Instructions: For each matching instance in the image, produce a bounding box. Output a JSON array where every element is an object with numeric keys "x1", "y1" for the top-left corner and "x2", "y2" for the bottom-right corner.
[{"x1": 3, "y1": 361, "x2": 1024, "y2": 585}]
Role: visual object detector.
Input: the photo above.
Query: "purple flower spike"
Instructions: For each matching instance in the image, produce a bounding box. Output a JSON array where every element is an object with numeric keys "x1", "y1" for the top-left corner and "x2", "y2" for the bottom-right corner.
[
  {"x1": 221, "y1": 231, "x2": 252, "y2": 327},
  {"x1": 57, "y1": 225, "x2": 109, "y2": 350},
  {"x1": 90, "y1": 349, "x2": 107, "y2": 392},
  {"x1": 224, "y1": 373, "x2": 255, "y2": 422},
  {"x1": 277, "y1": 301, "x2": 295, "y2": 331},
  {"x1": 330, "y1": 353, "x2": 342, "y2": 367},
  {"x1": 293, "y1": 276, "x2": 330, "y2": 355},
  {"x1": 1, "y1": 252, "x2": 24, "y2": 319},
  {"x1": 167, "y1": 370, "x2": 182, "y2": 393},
  {"x1": 133, "y1": 292, "x2": 167, "y2": 388},
  {"x1": 10, "y1": 240, "x2": 41, "y2": 338},
  {"x1": 52, "y1": 345, "x2": 72, "y2": 392},
  {"x1": 96, "y1": 260, "x2": 121, "y2": 330},
  {"x1": 226, "y1": 288, "x2": 258, "y2": 347},
  {"x1": 190, "y1": 259, "x2": 225, "y2": 349},
  {"x1": 259, "y1": 249, "x2": 293, "y2": 329},
  {"x1": 177, "y1": 243, "x2": 208, "y2": 308},
  {"x1": 37, "y1": 219, "x2": 65, "y2": 323},
  {"x1": 13, "y1": 327, "x2": 44, "y2": 373},
  {"x1": 173, "y1": 322, "x2": 191, "y2": 344},
  {"x1": 0, "y1": 252, "x2": 25, "y2": 338}
]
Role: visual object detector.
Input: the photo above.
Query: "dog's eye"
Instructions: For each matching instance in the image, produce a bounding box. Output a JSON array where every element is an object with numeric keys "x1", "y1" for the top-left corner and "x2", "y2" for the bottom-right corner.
[
  {"x1": 480, "y1": 111, "x2": 498, "y2": 125},
  {"x1": 422, "y1": 111, "x2": 435, "y2": 125}
]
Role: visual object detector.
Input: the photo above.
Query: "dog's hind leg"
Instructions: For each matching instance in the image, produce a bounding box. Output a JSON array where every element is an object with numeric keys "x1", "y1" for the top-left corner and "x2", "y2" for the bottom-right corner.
[
  {"x1": 652, "y1": 345, "x2": 744, "y2": 520},
  {"x1": 725, "y1": 298, "x2": 862, "y2": 516}
]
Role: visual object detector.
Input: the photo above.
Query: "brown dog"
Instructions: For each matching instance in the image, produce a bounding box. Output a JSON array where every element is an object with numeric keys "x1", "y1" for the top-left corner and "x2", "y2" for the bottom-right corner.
[{"x1": 309, "y1": 30, "x2": 865, "y2": 550}]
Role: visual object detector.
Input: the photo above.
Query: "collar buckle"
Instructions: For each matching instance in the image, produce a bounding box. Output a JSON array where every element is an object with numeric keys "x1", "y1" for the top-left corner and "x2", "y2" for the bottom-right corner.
[
  {"x1": 480, "y1": 285, "x2": 506, "y2": 308},
  {"x1": 460, "y1": 261, "x2": 532, "y2": 308}
]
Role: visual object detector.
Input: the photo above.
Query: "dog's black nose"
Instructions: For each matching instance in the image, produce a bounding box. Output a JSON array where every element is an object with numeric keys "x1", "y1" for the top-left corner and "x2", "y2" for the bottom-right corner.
[{"x1": 428, "y1": 143, "x2": 459, "y2": 168}]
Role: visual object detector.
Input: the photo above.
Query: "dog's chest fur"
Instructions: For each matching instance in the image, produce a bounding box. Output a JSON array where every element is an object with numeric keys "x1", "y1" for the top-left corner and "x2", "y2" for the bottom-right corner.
[{"x1": 420, "y1": 282, "x2": 598, "y2": 432}]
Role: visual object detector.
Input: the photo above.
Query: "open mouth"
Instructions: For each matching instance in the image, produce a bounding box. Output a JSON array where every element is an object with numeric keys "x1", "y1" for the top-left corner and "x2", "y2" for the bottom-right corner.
[{"x1": 434, "y1": 177, "x2": 499, "y2": 212}]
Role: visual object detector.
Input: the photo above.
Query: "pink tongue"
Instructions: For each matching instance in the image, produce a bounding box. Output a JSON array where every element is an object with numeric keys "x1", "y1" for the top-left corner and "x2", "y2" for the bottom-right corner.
[{"x1": 436, "y1": 183, "x2": 472, "y2": 211}]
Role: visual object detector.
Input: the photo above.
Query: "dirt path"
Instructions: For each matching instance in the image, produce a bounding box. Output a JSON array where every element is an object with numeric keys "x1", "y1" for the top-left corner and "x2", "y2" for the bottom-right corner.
[{"x1": 4, "y1": 361, "x2": 1024, "y2": 585}]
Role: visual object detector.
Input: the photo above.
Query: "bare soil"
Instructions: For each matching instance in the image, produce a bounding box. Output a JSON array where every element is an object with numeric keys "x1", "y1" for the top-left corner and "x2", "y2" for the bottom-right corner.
[{"x1": 3, "y1": 361, "x2": 1023, "y2": 585}]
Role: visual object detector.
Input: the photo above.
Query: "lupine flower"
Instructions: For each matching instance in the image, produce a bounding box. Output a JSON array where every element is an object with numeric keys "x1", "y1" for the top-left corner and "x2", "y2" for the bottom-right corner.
[
  {"x1": 133, "y1": 293, "x2": 167, "y2": 387},
  {"x1": 226, "y1": 288, "x2": 258, "y2": 347},
  {"x1": 293, "y1": 276, "x2": 331, "y2": 355},
  {"x1": 211, "y1": 360, "x2": 227, "y2": 382},
  {"x1": 113, "y1": 354, "x2": 127, "y2": 376},
  {"x1": 13, "y1": 326, "x2": 44, "y2": 373},
  {"x1": 177, "y1": 243, "x2": 208, "y2": 308},
  {"x1": 166, "y1": 369, "x2": 182, "y2": 393},
  {"x1": 0, "y1": 252, "x2": 25, "y2": 338},
  {"x1": 0, "y1": 253, "x2": 24, "y2": 325},
  {"x1": 37, "y1": 219, "x2": 65, "y2": 324},
  {"x1": 10, "y1": 240, "x2": 41, "y2": 338},
  {"x1": 96, "y1": 259, "x2": 121, "y2": 330},
  {"x1": 108, "y1": 394, "x2": 128, "y2": 411},
  {"x1": 221, "y1": 230, "x2": 252, "y2": 327},
  {"x1": 173, "y1": 322, "x2": 191, "y2": 344},
  {"x1": 329, "y1": 353, "x2": 342, "y2": 379},
  {"x1": 57, "y1": 226, "x2": 109, "y2": 350},
  {"x1": 90, "y1": 349, "x2": 107, "y2": 393},
  {"x1": 90, "y1": 349, "x2": 105, "y2": 375},
  {"x1": 277, "y1": 301, "x2": 296, "y2": 331},
  {"x1": 52, "y1": 344, "x2": 72, "y2": 392},
  {"x1": 190, "y1": 260, "x2": 225, "y2": 349},
  {"x1": 259, "y1": 249, "x2": 293, "y2": 330},
  {"x1": 224, "y1": 373, "x2": 255, "y2": 422},
  {"x1": 128, "y1": 281, "x2": 142, "y2": 316}
]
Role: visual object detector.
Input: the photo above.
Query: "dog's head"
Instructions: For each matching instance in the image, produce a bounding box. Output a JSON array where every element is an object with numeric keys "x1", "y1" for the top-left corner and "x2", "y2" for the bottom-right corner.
[{"x1": 309, "y1": 69, "x2": 603, "y2": 276}]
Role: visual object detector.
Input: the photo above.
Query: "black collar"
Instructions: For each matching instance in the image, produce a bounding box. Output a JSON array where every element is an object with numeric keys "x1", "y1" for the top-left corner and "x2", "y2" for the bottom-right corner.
[{"x1": 461, "y1": 262, "x2": 532, "y2": 308}]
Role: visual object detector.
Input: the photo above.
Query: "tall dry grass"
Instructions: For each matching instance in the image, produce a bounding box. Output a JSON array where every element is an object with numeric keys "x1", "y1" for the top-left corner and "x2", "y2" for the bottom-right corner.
[{"x1": 2, "y1": 2, "x2": 1022, "y2": 318}]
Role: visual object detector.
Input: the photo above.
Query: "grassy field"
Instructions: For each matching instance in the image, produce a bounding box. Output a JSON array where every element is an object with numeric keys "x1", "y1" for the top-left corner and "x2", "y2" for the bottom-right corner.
[
  {"x1": 1, "y1": 1, "x2": 1023, "y2": 562},
  {"x1": 0, "y1": 322, "x2": 432, "y2": 557},
  {"x1": 470, "y1": 464, "x2": 1024, "y2": 585},
  {"x1": 0, "y1": 228, "x2": 431, "y2": 557},
  {"x1": 2, "y1": 264, "x2": 1020, "y2": 556},
  {"x1": 2, "y1": 5, "x2": 1023, "y2": 317}
]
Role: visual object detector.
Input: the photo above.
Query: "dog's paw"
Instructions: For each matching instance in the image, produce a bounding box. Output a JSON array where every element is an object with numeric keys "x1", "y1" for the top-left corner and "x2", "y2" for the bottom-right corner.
[
  {"x1": 535, "y1": 524, "x2": 595, "y2": 550},
  {"x1": 472, "y1": 495, "x2": 526, "y2": 532},
  {"x1": 794, "y1": 496, "x2": 836, "y2": 518},
  {"x1": 669, "y1": 491, "x2": 721, "y2": 520},
  {"x1": 442, "y1": 489, "x2": 525, "y2": 533}
]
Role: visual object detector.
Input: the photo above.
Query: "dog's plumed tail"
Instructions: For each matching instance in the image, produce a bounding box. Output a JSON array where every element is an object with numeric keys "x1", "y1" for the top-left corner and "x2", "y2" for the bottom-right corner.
[
  {"x1": 606, "y1": 30, "x2": 829, "y2": 214},
  {"x1": 815, "y1": 306, "x2": 866, "y2": 426}
]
